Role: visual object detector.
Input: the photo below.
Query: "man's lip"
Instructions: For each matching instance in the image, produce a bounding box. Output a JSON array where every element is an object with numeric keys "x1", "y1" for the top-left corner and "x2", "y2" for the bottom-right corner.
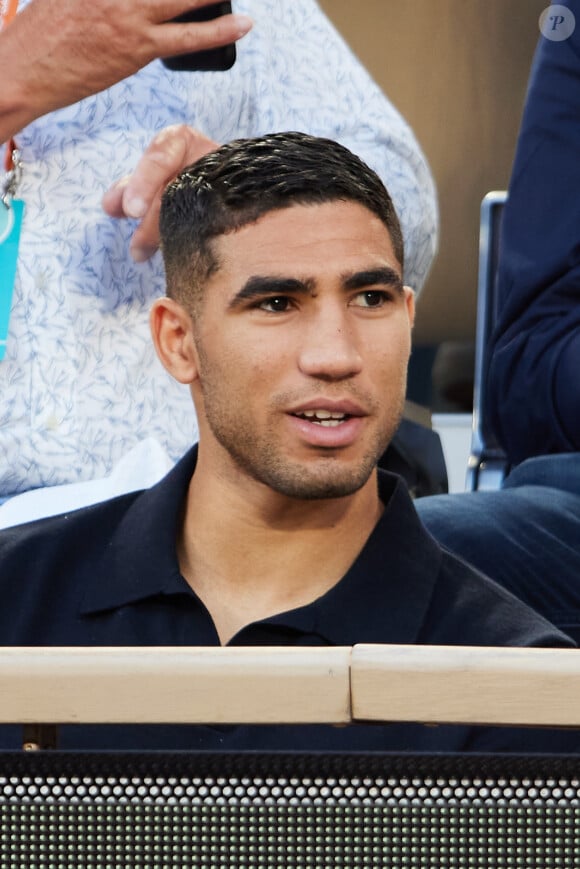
[{"x1": 286, "y1": 399, "x2": 367, "y2": 417}]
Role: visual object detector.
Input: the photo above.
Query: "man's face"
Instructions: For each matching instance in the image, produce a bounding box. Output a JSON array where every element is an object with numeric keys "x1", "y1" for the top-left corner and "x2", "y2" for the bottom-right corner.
[{"x1": 190, "y1": 200, "x2": 415, "y2": 500}]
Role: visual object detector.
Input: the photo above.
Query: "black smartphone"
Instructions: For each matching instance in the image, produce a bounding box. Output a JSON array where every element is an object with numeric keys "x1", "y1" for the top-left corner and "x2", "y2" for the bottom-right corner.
[{"x1": 162, "y1": 2, "x2": 236, "y2": 72}]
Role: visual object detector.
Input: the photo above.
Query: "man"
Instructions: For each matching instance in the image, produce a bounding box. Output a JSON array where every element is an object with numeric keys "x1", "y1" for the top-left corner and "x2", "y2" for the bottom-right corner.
[
  {"x1": 416, "y1": 0, "x2": 580, "y2": 644},
  {"x1": 0, "y1": 132, "x2": 572, "y2": 753},
  {"x1": 0, "y1": 0, "x2": 437, "y2": 513}
]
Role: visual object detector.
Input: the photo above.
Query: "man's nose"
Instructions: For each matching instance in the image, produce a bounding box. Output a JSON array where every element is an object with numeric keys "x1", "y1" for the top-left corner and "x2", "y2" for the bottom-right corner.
[{"x1": 297, "y1": 309, "x2": 363, "y2": 381}]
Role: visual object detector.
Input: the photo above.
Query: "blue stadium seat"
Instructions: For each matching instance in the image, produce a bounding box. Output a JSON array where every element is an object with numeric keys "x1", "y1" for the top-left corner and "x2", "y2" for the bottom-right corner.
[{"x1": 466, "y1": 191, "x2": 510, "y2": 491}]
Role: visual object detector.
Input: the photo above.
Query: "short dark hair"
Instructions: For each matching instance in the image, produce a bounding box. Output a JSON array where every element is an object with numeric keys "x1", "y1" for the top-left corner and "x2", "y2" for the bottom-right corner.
[{"x1": 160, "y1": 131, "x2": 404, "y2": 311}]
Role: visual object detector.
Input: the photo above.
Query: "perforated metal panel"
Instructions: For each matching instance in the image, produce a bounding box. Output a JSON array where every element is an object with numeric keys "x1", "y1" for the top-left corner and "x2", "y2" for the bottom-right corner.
[{"x1": 0, "y1": 752, "x2": 579, "y2": 867}]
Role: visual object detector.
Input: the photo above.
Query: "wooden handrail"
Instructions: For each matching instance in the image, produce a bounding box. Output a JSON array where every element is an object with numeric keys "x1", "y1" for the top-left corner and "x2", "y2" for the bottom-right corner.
[
  {"x1": 351, "y1": 644, "x2": 580, "y2": 727},
  {"x1": 0, "y1": 644, "x2": 579, "y2": 726},
  {"x1": 0, "y1": 646, "x2": 351, "y2": 724}
]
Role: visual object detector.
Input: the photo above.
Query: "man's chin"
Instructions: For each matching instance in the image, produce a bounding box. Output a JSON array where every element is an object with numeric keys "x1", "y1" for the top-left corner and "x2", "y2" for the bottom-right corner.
[{"x1": 258, "y1": 459, "x2": 378, "y2": 501}]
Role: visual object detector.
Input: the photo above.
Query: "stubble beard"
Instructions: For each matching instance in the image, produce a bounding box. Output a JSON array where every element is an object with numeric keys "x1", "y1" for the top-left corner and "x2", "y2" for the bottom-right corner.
[{"x1": 199, "y1": 382, "x2": 405, "y2": 501}]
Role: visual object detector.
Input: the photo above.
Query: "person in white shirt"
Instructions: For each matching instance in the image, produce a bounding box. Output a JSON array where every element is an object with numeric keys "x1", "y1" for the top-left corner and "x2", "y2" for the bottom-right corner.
[{"x1": 0, "y1": 0, "x2": 437, "y2": 520}]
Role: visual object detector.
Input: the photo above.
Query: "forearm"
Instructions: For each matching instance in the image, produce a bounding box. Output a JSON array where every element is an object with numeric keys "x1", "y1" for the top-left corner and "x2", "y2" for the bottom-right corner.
[
  {"x1": 0, "y1": 0, "x2": 251, "y2": 143},
  {"x1": 0, "y1": 9, "x2": 50, "y2": 142}
]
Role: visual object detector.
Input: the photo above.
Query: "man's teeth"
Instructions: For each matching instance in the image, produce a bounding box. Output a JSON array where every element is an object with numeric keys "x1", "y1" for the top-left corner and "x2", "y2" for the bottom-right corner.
[{"x1": 300, "y1": 410, "x2": 348, "y2": 427}]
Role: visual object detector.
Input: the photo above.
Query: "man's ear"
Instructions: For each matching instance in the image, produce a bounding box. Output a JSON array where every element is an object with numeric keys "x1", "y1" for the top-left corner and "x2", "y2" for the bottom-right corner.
[
  {"x1": 150, "y1": 297, "x2": 199, "y2": 384},
  {"x1": 403, "y1": 286, "x2": 416, "y2": 327}
]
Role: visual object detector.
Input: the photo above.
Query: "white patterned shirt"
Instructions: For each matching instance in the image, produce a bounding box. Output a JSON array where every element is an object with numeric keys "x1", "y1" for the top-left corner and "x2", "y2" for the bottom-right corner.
[{"x1": 0, "y1": 0, "x2": 437, "y2": 497}]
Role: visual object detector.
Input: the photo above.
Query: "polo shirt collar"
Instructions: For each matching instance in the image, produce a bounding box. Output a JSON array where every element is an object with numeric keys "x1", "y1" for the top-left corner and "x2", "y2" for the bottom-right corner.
[
  {"x1": 81, "y1": 447, "x2": 443, "y2": 647},
  {"x1": 257, "y1": 472, "x2": 443, "y2": 646}
]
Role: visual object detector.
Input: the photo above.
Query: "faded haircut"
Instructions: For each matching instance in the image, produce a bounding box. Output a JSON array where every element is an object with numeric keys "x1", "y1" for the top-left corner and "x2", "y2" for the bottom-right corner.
[{"x1": 160, "y1": 131, "x2": 404, "y2": 312}]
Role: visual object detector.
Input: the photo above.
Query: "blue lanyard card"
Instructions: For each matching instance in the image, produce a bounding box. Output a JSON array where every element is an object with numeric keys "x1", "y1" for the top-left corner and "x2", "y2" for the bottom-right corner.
[{"x1": 0, "y1": 198, "x2": 24, "y2": 361}]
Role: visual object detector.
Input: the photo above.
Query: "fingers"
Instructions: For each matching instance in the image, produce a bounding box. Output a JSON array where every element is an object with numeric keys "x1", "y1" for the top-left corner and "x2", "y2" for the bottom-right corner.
[
  {"x1": 158, "y1": 11, "x2": 253, "y2": 56},
  {"x1": 102, "y1": 125, "x2": 219, "y2": 261},
  {"x1": 101, "y1": 176, "x2": 131, "y2": 218},
  {"x1": 129, "y1": 197, "x2": 163, "y2": 263},
  {"x1": 128, "y1": 124, "x2": 218, "y2": 217},
  {"x1": 155, "y1": 0, "x2": 240, "y2": 19},
  {"x1": 4, "y1": 0, "x2": 252, "y2": 131},
  {"x1": 102, "y1": 177, "x2": 164, "y2": 262}
]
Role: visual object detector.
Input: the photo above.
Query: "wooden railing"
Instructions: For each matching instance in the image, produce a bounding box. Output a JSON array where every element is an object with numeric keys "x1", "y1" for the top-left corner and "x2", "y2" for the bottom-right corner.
[{"x1": 1, "y1": 644, "x2": 579, "y2": 727}]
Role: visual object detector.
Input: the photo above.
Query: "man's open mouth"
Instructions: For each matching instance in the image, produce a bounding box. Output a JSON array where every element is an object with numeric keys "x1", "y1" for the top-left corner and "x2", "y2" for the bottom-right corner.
[{"x1": 294, "y1": 410, "x2": 351, "y2": 427}]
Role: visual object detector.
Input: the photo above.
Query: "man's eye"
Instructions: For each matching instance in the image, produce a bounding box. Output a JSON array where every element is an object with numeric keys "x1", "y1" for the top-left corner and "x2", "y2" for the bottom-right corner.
[
  {"x1": 258, "y1": 296, "x2": 292, "y2": 313},
  {"x1": 352, "y1": 290, "x2": 389, "y2": 308}
]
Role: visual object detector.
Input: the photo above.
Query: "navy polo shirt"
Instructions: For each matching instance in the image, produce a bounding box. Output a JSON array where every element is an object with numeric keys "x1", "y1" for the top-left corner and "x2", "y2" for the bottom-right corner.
[{"x1": 0, "y1": 447, "x2": 575, "y2": 752}]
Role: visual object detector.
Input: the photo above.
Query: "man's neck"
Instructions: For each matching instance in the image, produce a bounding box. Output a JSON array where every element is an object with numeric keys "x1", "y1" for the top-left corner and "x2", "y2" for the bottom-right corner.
[{"x1": 177, "y1": 462, "x2": 383, "y2": 645}]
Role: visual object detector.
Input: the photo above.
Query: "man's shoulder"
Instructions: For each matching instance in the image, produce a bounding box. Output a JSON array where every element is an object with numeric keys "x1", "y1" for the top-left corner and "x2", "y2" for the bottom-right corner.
[
  {"x1": 364, "y1": 471, "x2": 571, "y2": 649},
  {"x1": 431, "y1": 546, "x2": 575, "y2": 649},
  {"x1": 0, "y1": 491, "x2": 140, "y2": 581},
  {"x1": 0, "y1": 446, "x2": 195, "y2": 587}
]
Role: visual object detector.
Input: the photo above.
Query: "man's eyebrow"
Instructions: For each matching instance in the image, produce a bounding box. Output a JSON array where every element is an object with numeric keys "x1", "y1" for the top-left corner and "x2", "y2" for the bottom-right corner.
[
  {"x1": 342, "y1": 267, "x2": 404, "y2": 294},
  {"x1": 229, "y1": 275, "x2": 315, "y2": 308}
]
